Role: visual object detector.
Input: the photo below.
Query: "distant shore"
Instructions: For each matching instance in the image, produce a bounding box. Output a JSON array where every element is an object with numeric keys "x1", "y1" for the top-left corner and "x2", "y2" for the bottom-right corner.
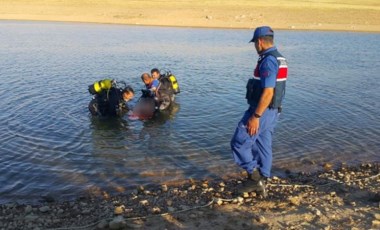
[{"x1": 1, "y1": 0, "x2": 380, "y2": 32}]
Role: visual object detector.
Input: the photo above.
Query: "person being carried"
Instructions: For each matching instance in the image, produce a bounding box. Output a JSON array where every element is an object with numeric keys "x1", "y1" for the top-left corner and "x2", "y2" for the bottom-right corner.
[
  {"x1": 130, "y1": 70, "x2": 181, "y2": 120},
  {"x1": 88, "y1": 79, "x2": 134, "y2": 117},
  {"x1": 129, "y1": 73, "x2": 159, "y2": 120}
]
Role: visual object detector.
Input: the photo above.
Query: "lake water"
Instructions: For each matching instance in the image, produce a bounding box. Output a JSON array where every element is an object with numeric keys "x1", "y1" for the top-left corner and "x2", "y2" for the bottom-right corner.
[{"x1": 0, "y1": 21, "x2": 379, "y2": 204}]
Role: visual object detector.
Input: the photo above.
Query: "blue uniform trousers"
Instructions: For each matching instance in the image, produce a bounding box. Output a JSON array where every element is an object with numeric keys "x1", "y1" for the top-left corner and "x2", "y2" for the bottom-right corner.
[{"x1": 230, "y1": 107, "x2": 279, "y2": 177}]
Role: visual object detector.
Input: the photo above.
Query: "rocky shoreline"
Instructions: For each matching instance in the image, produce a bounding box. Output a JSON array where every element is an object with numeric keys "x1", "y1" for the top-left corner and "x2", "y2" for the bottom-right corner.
[{"x1": 1, "y1": 162, "x2": 379, "y2": 229}]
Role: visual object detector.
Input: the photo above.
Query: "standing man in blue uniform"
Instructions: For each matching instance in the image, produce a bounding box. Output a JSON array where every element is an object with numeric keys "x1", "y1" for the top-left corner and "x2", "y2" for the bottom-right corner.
[{"x1": 230, "y1": 26, "x2": 288, "y2": 197}]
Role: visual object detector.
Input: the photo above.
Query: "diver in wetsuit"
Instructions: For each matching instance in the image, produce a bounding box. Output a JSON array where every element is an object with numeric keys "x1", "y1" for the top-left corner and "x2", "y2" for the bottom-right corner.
[
  {"x1": 130, "y1": 70, "x2": 181, "y2": 120},
  {"x1": 88, "y1": 79, "x2": 134, "y2": 117}
]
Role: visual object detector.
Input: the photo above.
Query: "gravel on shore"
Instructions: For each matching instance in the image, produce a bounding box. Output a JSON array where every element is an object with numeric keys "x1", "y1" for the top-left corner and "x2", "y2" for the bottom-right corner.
[{"x1": 0, "y1": 162, "x2": 379, "y2": 229}]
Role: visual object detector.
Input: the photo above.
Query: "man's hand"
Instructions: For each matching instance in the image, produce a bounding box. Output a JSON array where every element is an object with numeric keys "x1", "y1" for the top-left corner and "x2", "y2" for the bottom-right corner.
[
  {"x1": 246, "y1": 87, "x2": 273, "y2": 136},
  {"x1": 247, "y1": 116, "x2": 260, "y2": 136}
]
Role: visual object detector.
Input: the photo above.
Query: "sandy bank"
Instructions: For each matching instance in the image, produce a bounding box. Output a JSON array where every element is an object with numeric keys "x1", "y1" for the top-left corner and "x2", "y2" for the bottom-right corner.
[{"x1": 1, "y1": 0, "x2": 380, "y2": 32}]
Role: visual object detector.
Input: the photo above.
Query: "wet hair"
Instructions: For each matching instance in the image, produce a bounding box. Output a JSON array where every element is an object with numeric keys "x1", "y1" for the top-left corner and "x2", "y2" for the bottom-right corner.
[
  {"x1": 150, "y1": 68, "x2": 160, "y2": 75},
  {"x1": 122, "y1": 85, "x2": 134, "y2": 94},
  {"x1": 141, "y1": 73, "x2": 151, "y2": 80}
]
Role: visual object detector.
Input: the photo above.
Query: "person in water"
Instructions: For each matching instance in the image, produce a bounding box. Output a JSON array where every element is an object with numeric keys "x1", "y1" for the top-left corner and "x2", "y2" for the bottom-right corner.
[
  {"x1": 88, "y1": 79, "x2": 134, "y2": 117},
  {"x1": 129, "y1": 73, "x2": 159, "y2": 119},
  {"x1": 151, "y1": 68, "x2": 161, "y2": 80},
  {"x1": 130, "y1": 70, "x2": 180, "y2": 119},
  {"x1": 121, "y1": 86, "x2": 135, "y2": 102},
  {"x1": 141, "y1": 73, "x2": 159, "y2": 96}
]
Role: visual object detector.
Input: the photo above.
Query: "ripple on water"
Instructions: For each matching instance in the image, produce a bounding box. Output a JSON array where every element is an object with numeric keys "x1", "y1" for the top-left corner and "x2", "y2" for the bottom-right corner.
[{"x1": 0, "y1": 21, "x2": 379, "y2": 203}]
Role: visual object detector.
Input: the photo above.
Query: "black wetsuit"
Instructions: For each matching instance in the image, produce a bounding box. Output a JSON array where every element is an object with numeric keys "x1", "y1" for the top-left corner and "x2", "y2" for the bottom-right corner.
[{"x1": 88, "y1": 87, "x2": 125, "y2": 117}]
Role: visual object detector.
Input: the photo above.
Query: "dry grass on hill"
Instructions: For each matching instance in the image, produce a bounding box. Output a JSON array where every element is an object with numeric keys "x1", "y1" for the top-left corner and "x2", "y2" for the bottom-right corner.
[{"x1": 0, "y1": 0, "x2": 379, "y2": 32}]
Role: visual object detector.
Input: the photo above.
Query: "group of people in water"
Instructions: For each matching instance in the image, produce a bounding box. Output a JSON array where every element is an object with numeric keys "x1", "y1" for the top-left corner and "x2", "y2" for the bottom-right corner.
[
  {"x1": 88, "y1": 68, "x2": 180, "y2": 119},
  {"x1": 88, "y1": 26, "x2": 287, "y2": 199}
]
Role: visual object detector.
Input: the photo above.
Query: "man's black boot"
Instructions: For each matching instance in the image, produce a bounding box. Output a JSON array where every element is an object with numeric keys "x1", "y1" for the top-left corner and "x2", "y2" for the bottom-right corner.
[{"x1": 237, "y1": 168, "x2": 267, "y2": 198}]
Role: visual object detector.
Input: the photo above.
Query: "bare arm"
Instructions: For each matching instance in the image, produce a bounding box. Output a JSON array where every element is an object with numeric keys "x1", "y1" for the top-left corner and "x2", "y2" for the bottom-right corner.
[{"x1": 246, "y1": 88, "x2": 274, "y2": 136}]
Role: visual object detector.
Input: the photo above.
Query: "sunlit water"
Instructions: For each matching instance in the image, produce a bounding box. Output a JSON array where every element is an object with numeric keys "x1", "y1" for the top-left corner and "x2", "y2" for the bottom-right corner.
[{"x1": 0, "y1": 21, "x2": 379, "y2": 204}]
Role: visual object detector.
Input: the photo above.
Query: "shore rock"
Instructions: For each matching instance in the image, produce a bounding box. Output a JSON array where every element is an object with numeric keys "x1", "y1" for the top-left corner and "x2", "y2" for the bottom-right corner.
[{"x1": 0, "y1": 162, "x2": 378, "y2": 229}]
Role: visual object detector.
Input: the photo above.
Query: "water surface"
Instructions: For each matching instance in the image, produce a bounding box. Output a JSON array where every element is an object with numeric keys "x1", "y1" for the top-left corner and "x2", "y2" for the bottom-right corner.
[{"x1": 0, "y1": 21, "x2": 379, "y2": 203}]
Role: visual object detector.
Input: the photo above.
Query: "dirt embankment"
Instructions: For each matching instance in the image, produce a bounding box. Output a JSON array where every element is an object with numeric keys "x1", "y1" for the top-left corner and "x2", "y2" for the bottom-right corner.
[{"x1": 0, "y1": 0, "x2": 380, "y2": 32}]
